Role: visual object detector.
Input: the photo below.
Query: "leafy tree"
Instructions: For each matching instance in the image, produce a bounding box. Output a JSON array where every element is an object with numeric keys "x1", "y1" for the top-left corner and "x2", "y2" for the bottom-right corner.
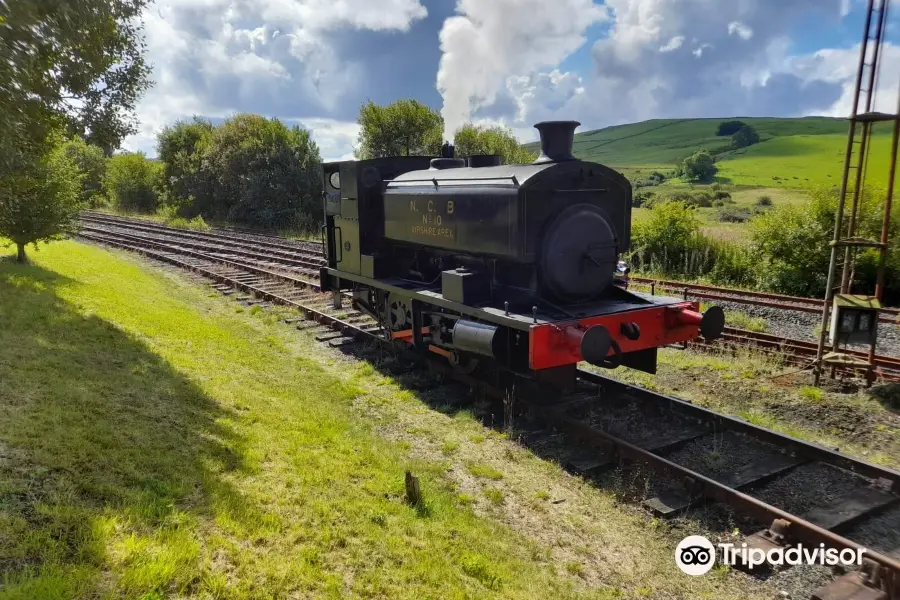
[
  {"x1": 156, "y1": 118, "x2": 216, "y2": 216},
  {"x1": 0, "y1": 143, "x2": 83, "y2": 263},
  {"x1": 0, "y1": 0, "x2": 153, "y2": 164},
  {"x1": 61, "y1": 137, "x2": 108, "y2": 207},
  {"x1": 204, "y1": 114, "x2": 322, "y2": 229},
  {"x1": 731, "y1": 126, "x2": 760, "y2": 149},
  {"x1": 716, "y1": 120, "x2": 747, "y2": 136},
  {"x1": 452, "y1": 123, "x2": 538, "y2": 164},
  {"x1": 104, "y1": 152, "x2": 162, "y2": 213},
  {"x1": 679, "y1": 150, "x2": 717, "y2": 182},
  {"x1": 355, "y1": 100, "x2": 443, "y2": 159}
]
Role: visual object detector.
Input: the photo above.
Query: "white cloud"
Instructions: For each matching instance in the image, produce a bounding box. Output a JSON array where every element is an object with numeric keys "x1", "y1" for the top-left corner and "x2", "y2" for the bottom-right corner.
[
  {"x1": 659, "y1": 36, "x2": 684, "y2": 52},
  {"x1": 727, "y1": 21, "x2": 754, "y2": 40},
  {"x1": 487, "y1": 0, "x2": 850, "y2": 137},
  {"x1": 289, "y1": 118, "x2": 361, "y2": 161},
  {"x1": 787, "y1": 42, "x2": 900, "y2": 117},
  {"x1": 124, "y1": 0, "x2": 427, "y2": 156},
  {"x1": 692, "y1": 42, "x2": 713, "y2": 57},
  {"x1": 436, "y1": 0, "x2": 608, "y2": 139}
]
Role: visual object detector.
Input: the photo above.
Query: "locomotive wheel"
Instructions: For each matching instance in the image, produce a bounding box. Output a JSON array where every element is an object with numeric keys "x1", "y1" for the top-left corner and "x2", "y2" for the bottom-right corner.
[{"x1": 449, "y1": 352, "x2": 479, "y2": 374}]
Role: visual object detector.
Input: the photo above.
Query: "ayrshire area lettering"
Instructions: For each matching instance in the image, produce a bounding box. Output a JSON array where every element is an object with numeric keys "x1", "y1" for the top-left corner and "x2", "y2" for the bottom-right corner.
[{"x1": 409, "y1": 198, "x2": 455, "y2": 240}]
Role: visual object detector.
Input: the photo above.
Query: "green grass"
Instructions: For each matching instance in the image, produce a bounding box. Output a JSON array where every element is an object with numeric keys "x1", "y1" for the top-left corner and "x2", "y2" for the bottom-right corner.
[
  {"x1": 466, "y1": 462, "x2": 504, "y2": 480},
  {"x1": 0, "y1": 240, "x2": 789, "y2": 600},
  {"x1": 530, "y1": 117, "x2": 894, "y2": 206},
  {"x1": 716, "y1": 133, "x2": 896, "y2": 188},
  {"x1": 526, "y1": 117, "x2": 851, "y2": 167},
  {"x1": 0, "y1": 241, "x2": 605, "y2": 599},
  {"x1": 724, "y1": 310, "x2": 769, "y2": 333}
]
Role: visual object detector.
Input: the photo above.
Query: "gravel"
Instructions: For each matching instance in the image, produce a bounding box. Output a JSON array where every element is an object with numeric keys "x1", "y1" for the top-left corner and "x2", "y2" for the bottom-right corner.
[{"x1": 710, "y1": 298, "x2": 900, "y2": 358}]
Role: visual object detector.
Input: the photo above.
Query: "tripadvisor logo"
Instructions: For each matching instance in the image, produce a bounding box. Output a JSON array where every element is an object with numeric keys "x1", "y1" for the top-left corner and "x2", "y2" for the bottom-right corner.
[
  {"x1": 676, "y1": 536, "x2": 716, "y2": 575},
  {"x1": 675, "y1": 535, "x2": 867, "y2": 575}
]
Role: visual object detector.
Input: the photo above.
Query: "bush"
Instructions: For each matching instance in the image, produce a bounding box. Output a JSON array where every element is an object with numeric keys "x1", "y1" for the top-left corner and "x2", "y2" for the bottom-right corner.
[
  {"x1": 731, "y1": 126, "x2": 760, "y2": 149},
  {"x1": 156, "y1": 118, "x2": 215, "y2": 216},
  {"x1": 61, "y1": 137, "x2": 107, "y2": 207},
  {"x1": 679, "y1": 150, "x2": 717, "y2": 182},
  {"x1": 717, "y1": 120, "x2": 747, "y2": 136},
  {"x1": 167, "y1": 216, "x2": 210, "y2": 231},
  {"x1": 665, "y1": 190, "x2": 714, "y2": 208},
  {"x1": 204, "y1": 114, "x2": 322, "y2": 229},
  {"x1": 628, "y1": 201, "x2": 754, "y2": 285},
  {"x1": 716, "y1": 206, "x2": 753, "y2": 223},
  {"x1": 633, "y1": 189, "x2": 655, "y2": 208},
  {"x1": 104, "y1": 152, "x2": 162, "y2": 213},
  {"x1": 714, "y1": 190, "x2": 732, "y2": 201},
  {"x1": 756, "y1": 195, "x2": 773, "y2": 207},
  {"x1": 0, "y1": 140, "x2": 84, "y2": 263},
  {"x1": 648, "y1": 171, "x2": 666, "y2": 184}
]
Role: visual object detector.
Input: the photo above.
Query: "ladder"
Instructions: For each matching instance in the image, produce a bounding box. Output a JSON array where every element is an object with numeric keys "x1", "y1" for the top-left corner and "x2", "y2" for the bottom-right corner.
[{"x1": 814, "y1": 0, "x2": 900, "y2": 385}]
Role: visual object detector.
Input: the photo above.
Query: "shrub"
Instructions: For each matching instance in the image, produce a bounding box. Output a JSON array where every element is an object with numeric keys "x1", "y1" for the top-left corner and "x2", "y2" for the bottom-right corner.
[
  {"x1": 731, "y1": 126, "x2": 760, "y2": 149},
  {"x1": 756, "y1": 195, "x2": 773, "y2": 207},
  {"x1": 633, "y1": 189, "x2": 655, "y2": 208},
  {"x1": 717, "y1": 120, "x2": 747, "y2": 136},
  {"x1": 716, "y1": 206, "x2": 753, "y2": 223},
  {"x1": 61, "y1": 137, "x2": 107, "y2": 207},
  {"x1": 628, "y1": 201, "x2": 754, "y2": 285},
  {"x1": 749, "y1": 188, "x2": 837, "y2": 296},
  {"x1": 167, "y1": 216, "x2": 210, "y2": 231},
  {"x1": 205, "y1": 114, "x2": 322, "y2": 229},
  {"x1": 714, "y1": 190, "x2": 733, "y2": 201},
  {"x1": 0, "y1": 140, "x2": 83, "y2": 263},
  {"x1": 104, "y1": 152, "x2": 162, "y2": 213},
  {"x1": 680, "y1": 150, "x2": 717, "y2": 182}
]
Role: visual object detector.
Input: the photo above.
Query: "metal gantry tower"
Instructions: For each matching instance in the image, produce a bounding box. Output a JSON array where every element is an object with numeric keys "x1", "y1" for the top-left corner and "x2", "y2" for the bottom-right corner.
[{"x1": 814, "y1": 0, "x2": 900, "y2": 385}]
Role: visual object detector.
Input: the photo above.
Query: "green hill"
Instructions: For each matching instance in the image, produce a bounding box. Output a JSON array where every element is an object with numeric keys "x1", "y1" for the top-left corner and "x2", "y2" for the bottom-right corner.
[
  {"x1": 526, "y1": 117, "x2": 848, "y2": 166},
  {"x1": 525, "y1": 116, "x2": 894, "y2": 190}
]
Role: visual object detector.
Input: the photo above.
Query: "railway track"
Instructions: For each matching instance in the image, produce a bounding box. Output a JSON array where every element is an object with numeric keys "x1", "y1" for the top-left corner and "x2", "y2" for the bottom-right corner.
[
  {"x1": 82, "y1": 213, "x2": 900, "y2": 323},
  {"x1": 630, "y1": 276, "x2": 900, "y2": 326},
  {"x1": 75, "y1": 217, "x2": 900, "y2": 600}
]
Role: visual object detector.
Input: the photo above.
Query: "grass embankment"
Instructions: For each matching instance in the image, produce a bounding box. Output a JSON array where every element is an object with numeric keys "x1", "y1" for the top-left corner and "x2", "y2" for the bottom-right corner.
[{"x1": 0, "y1": 241, "x2": 769, "y2": 599}]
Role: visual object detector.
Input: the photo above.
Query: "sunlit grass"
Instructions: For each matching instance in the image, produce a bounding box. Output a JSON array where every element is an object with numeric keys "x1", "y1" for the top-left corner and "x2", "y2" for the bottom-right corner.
[{"x1": 0, "y1": 240, "x2": 594, "y2": 599}]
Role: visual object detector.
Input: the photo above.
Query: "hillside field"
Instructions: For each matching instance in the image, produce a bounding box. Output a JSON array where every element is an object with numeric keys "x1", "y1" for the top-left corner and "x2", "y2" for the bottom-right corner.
[{"x1": 532, "y1": 116, "x2": 895, "y2": 191}]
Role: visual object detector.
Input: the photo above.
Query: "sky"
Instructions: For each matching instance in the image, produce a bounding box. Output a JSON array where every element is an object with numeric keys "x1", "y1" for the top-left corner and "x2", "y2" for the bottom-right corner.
[{"x1": 123, "y1": 0, "x2": 900, "y2": 161}]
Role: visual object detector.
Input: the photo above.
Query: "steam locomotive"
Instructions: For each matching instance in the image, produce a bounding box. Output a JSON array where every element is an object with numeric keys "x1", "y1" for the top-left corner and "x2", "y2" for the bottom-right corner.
[{"x1": 319, "y1": 120, "x2": 723, "y2": 388}]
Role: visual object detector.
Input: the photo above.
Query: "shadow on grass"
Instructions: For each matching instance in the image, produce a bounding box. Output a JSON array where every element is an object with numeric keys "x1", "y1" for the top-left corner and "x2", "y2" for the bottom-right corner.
[{"x1": 0, "y1": 263, "x2": 251, "y2": 596}]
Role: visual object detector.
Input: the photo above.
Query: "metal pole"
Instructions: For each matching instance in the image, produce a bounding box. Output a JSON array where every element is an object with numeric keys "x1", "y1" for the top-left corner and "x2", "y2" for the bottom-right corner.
[
  {"x1": 868, "y1": 83, "x2": 900, "y2": 385},
  {"x1": 841, "y1": 1, "x2": 887, "y2": 292},
  {"x1": 815, "y1": 0, "x2": 876, "y2": 385},
  {"x1": 874, "y1": 90, "x2": 900, "y2": 301}
]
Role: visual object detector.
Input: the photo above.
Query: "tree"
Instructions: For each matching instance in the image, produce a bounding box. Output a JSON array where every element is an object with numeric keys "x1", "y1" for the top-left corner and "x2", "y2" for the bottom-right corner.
[
  {"x1": 61, "y1": 137, "x2": 108, "y2": 207},
  {"x1": 716, "y1": 120, "x2": 747, "y2": 136},
  {"x1": 0, "y1": 0, "x2": 153, "y2": 166},
  {"x1": 0, "y1": 143, "x2": 83, "y2": 263},
  {"x1": 204, "y1": 114, "x2": 322, "y2": 229},
  {"x1": 731, "y1": 126, "x2": 760, "y2": 149},
  {"x1": 355, "y1": 100, "x2": 443, "y2": 159},
  {"x1": 156, "y1": 118, "x2": 216, "y2": 216},
  {"x1": 104, "y1": 153, "x2": 163, "y2": 213},
  {"x1": 452, "y1": 123, "x2": 538, "y2": 164},
  {"x1": 680, "y1": 150, "x2": 717, "y2": 182}
]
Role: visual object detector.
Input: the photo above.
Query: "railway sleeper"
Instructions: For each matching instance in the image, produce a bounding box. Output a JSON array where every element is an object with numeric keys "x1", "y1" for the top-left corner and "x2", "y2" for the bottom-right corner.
[{"x1": 813, "y1": 558, "x2": 899, "y2": 600}]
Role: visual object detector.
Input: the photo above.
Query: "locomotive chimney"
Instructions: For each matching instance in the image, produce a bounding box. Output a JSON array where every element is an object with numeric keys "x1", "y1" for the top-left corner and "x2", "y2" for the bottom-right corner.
[
  {"x1": 533, "y1": 120, "x2": 580, "y2": 164},
  {"x1": 431, "y1": 141, "x2": 466, "y2": 169},
  {"x1": 467, "y1": 154, "x2": 502, "y2": 168}
]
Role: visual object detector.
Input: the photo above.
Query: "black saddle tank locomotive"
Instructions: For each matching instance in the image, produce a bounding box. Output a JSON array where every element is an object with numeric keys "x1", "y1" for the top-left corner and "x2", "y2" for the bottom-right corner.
[{"x1": 319, "y1": 121, "x2": 723, "y2": 386}]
